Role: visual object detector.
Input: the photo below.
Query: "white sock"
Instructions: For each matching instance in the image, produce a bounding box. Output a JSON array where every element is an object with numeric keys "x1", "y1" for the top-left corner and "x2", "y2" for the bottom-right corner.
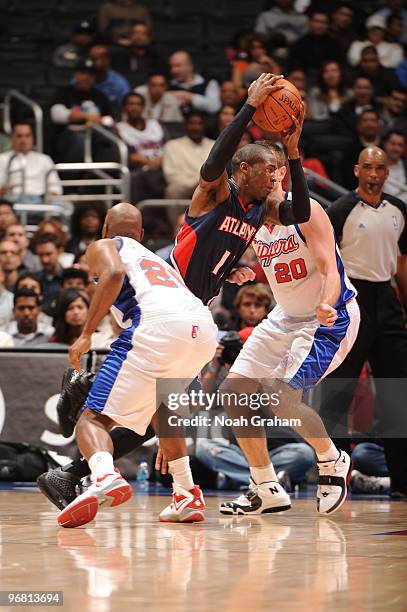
[
  {"x1": 89, "y1": 452, "x2": 115, "y2": 478},
  {"x1": 168, "y1": 456, "x2": 194, "y2": 491},
  {"x1": 317, "y1": 441, "x2": 340, "y2": 462},
  {"x1": 250, "y1": 464, "x2": 278, "y2": 485}
]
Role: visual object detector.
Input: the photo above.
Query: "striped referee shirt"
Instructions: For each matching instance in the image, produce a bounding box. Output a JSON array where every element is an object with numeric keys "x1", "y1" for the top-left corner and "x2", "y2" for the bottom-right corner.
[{"x1": 327, "y1": 191, "x2": 407, "y2": 282}]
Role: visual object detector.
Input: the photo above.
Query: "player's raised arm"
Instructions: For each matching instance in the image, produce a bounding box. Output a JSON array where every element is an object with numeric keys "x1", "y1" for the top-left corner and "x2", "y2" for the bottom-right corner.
[
  {"x1": 265, "y1": 102, "x2": 311, "y2": 226},
  {"x1": 69, "y1": 240, "x2": 125, "y2": 370},
  {"x1": 189, "y1": 73, "x2": 284, "y2": 216},
  {"x1": 300, "y1": 202, "x2": 341, "y2": 327}
]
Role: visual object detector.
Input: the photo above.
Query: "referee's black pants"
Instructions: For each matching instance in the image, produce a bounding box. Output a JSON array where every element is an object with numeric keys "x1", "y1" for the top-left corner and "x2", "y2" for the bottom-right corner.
[{"x1": 319, "y1": 279, "x2": 407, "y2": 492}]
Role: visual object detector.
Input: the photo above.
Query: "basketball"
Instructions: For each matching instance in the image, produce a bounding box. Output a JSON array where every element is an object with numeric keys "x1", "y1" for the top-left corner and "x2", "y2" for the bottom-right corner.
[{"x1": 253, "y1": 78, "x2": 302, "y2": 133}]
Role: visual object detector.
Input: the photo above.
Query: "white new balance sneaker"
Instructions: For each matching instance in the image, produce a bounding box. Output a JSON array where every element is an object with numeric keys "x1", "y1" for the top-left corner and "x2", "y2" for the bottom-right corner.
[
  {"x1": 57, "y1": 469, "x2": 132, "y2": 528},
  {"x1": 219, "y1": 478, "x2": 291, "y2": 516},
  {"x1": 317, "y1": 450, "x2": 350, "y2": 514},
  {"x1": 159, "y1": 484, "x2": 205, "y2": 523}
]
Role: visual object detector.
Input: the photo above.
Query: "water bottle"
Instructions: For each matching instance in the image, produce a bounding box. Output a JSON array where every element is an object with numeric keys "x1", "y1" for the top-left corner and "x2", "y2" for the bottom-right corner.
[{"x1": 136, "y1": 460, "x2": 150, "y2": 487}]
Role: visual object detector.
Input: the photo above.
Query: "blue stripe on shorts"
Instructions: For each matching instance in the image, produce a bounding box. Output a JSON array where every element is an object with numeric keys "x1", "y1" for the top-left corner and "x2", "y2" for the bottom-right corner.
[
  {"x1": 84, "y1": 315, "x2": 140, "y2": 413},
  {"x1": 289, "y1": 304, "x2": 350, "y2": 391}
]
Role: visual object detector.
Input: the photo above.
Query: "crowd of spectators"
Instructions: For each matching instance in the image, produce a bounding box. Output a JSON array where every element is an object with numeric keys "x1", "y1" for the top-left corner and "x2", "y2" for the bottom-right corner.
[{"x1": 2, "y1": 1, "x2": 407, "y2": 219}]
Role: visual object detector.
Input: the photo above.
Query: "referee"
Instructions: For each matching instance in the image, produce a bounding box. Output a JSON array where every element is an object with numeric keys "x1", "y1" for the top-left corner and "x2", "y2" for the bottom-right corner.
[{"x1": 322, "y1": 145, "x2": 407, "y2": 498}]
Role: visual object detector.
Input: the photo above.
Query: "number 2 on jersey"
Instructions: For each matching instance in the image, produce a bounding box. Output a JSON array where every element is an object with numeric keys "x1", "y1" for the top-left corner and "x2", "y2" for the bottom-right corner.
[
  {"x1": 141, "y1": 258, "x2": 182, "y2": 288},
  {"x1": 275, "y1": 257, "x2": 307, "y2": 283}
]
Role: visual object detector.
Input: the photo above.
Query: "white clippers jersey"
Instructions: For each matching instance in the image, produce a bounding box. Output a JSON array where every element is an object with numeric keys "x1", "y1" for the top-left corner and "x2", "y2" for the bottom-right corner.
[
  {"x1": 110, "y1": 236, "x2": 210, "y2": 327},
  {"x1": 252, "y1": 221, "x2": 355, "y2": 318}
]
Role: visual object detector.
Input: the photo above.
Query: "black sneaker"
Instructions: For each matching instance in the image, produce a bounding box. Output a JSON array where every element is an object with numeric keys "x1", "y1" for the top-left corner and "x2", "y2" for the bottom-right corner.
[{"x1": 37, "y1": 468, "x2": 82, "y2": 510}]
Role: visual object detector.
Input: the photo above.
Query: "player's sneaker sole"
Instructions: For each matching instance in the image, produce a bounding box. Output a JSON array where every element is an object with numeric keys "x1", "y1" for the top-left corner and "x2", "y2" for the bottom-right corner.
[
  {"x1": 159, "y1": 509, "x2": 205, "y2": 523},
  {"x1": 57, "y1": 478, "x2": 132, "y2": 528},
  {"x1": 220, "y1": 480, "x2": 291, "y2": 516}
]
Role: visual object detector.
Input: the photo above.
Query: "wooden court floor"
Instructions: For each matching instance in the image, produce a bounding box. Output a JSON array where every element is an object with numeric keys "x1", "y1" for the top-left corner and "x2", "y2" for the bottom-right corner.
[{"x1": 0, "y1": 488, "x2": 406, "y2": 612}]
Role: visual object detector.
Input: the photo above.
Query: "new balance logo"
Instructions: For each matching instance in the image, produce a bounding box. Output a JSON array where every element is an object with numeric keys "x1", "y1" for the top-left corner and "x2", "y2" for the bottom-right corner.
[{"x1": 269, "y1": 486, "x2": 279, "y2": 494}]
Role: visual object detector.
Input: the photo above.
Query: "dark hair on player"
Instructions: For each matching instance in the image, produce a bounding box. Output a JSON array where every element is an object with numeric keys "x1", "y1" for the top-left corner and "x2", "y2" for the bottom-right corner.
[
  {"x1": 255, "y1": 141, "x2": 287, "y2": 167},
  {"x1": 13, "y1": 287, "x2": 41, "y2": 307},
  {"x1": 231, "y1": 143, "x2": 278, "y2": 173}
]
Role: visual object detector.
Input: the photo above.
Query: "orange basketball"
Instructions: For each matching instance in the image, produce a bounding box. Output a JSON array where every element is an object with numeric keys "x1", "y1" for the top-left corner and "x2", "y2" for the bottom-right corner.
[{"x1": 253, "y1": 78, "x2": 302, "y2": 133}]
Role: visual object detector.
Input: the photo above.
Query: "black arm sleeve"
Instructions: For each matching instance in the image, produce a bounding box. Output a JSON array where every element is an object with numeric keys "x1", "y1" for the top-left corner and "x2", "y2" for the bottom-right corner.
[
  {"x1": 278, "y1": 158, "x2": 311, "y2": 225},
  {"x1": 200, "y1": 103, "x2": 256, "y2": 182}
]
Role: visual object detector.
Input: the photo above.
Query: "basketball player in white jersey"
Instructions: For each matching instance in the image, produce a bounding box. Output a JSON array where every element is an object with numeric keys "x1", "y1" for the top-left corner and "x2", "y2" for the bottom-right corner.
[
  {"x1": 219, "y1": 144, "x2": 361, "y2": 516},
  {"x1": 57, "y1": 203, "x2": 218, "y2": 528}
]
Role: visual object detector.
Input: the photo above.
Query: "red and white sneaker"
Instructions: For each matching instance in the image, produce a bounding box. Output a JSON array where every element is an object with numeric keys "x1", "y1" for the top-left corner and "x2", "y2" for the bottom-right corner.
[
  {"x1": 57, "y1": 469, "x2": 132, "y2": 528},
  {"x1": 159, "y1": 484, "x2": 205, "y2": 523}
]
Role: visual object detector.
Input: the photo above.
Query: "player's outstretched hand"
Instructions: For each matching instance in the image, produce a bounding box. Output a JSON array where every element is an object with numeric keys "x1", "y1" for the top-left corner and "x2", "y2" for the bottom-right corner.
[
  {"x1": 247, "y1": 73, "x2": 284, "y2": 108},
  {"x1": 155, "y1": 446, "x2": 168, "y2": 475},
  {"x1": 316, "y1": 303, "x2": 337, "y2": 328},
  {"x1": 227, "y1": 266, "x2": 256, "y2": 285},
  {"x1": 69, "y1": 333, "x2": 92, "y2": 372},
  {"x1": 281, "y1": 101, "x2": 305, "y2": 158}
]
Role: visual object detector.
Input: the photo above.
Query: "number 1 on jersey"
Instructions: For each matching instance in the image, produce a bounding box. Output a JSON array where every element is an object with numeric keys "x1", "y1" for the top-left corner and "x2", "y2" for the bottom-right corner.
[{"x1": 212, "y1": 250, "x2": 231, "y2": 275}]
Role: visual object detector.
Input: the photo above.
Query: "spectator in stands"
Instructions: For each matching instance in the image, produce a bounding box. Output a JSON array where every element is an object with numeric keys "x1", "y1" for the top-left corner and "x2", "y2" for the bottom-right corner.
[
  {"x1": 328, "y1": 1, "x2": 357, "y2": 54},
  {"x1": 112, "y1": 21, "x2": 167, "y2": 88},
  {"x1": 382, "y1": 129, "x2": 407, "y2": 198},
  {"x1": 308, "y1": 60, "x2": 349, "y2": 120},
  {"x1": 116, "y1": 93, "x2": 165, "y2": 202},
  {"x1": 35, "y1": 219, "x2": 74, "y2": 269},
  {"x1": 0, "y1": 201, "x2": 17, "y2": 241},
  {"x1": 53, "y1": 20, "x2": 95, "y2": 69},
  {"x1": 66, "y1": 202, "x2": 105, "y2": 259},
  {"x1": 162, "y1": 112, "x2": 214, "y2": 199},
  {"x1": 5, "y1": 223, "x2": 39, "y2": 273},
  {"x1": 0, "y1": 264, "x2": 13, "y2": 327},
  {"x1": 379, "y1": 86, "x2": 407, "y2": 137},
  {"x1": 286, "y1": 69, "x2": 307, "y2": 94},
  {"x1": 14, "y1": 272, "x2": 54, "y2": 333},
  {"x1": 370, "y1": 0, "x2": 407, "y2": 45},
  {"x1": 230, "y1": 285, "x2": 272, "y2": 331},
  {"x1": 219, "y1": 81, "x2": 240, "y2": 109},
  {"x1": 89, "y1": 44, "x2": 130, "y2": 108},
  {"x1": 135, "y1": 73, "x2": 183, "y2": 123},
  {"x1": 0, "y1": 239, "x2": 22, "y2": 290},
  {"x1": 51, "y1": 288, "x2": 89, "y2": 346},
  {"x1": 98, "y1": 0, "x2": 151, "y2": 46},
  {"x1": 351, "y1": 442, "x2": 390, "y2": 495},
  {"x1": 254, "y1": 0, "x2": 308, "y2": 48},
  {"x1": 207, "y1": 105, "x2": 236, "y2": 140},
  {"x1": 7, "y1": 289, "x2": 53, "y2": 347},
  {"x1": 34, "y1": 233, "x2": 64, "y2": 311},
  {"x1": 168, "y1": 51, "x2": 221, "y2": 115},
  {"x1": 387, "y1": 13, "x2": 404, "y2": 46},
  {"x1": 347, "y1": 14, "x2": 404, "y2": 70},
  {"x1": 341, "y1": 110, "x2": 381, "y2": 189},
  {"x1": 50, "y1": 59, "x2": 114, "y2": 163},
  {"x1": 61, "y1": 267, "x2": 89, "y2": 292},
  {"x1": 0, "y1": 123, "x2": 62, "y2": 202},
  {"x1": 354, "y1": 46, "x2": 401, "y2": 102},
  {"x1": 287, "y1": 9, "x2": 343, "y2": 78},
  {"x1": 232, "y1": 35, "x2": 280, "y2": 94},
  {"x1": 334, "y1": 76, "x2": 381, "y2": 137}
]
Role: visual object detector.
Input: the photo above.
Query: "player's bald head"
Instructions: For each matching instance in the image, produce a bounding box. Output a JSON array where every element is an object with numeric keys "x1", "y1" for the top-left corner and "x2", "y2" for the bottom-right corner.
[
  {"x1": 103, "y1": 202, "x2": 143, "y2": 241},
  {"x1": 357, "y1": 146, "x2": 388, "y2": 166}
]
